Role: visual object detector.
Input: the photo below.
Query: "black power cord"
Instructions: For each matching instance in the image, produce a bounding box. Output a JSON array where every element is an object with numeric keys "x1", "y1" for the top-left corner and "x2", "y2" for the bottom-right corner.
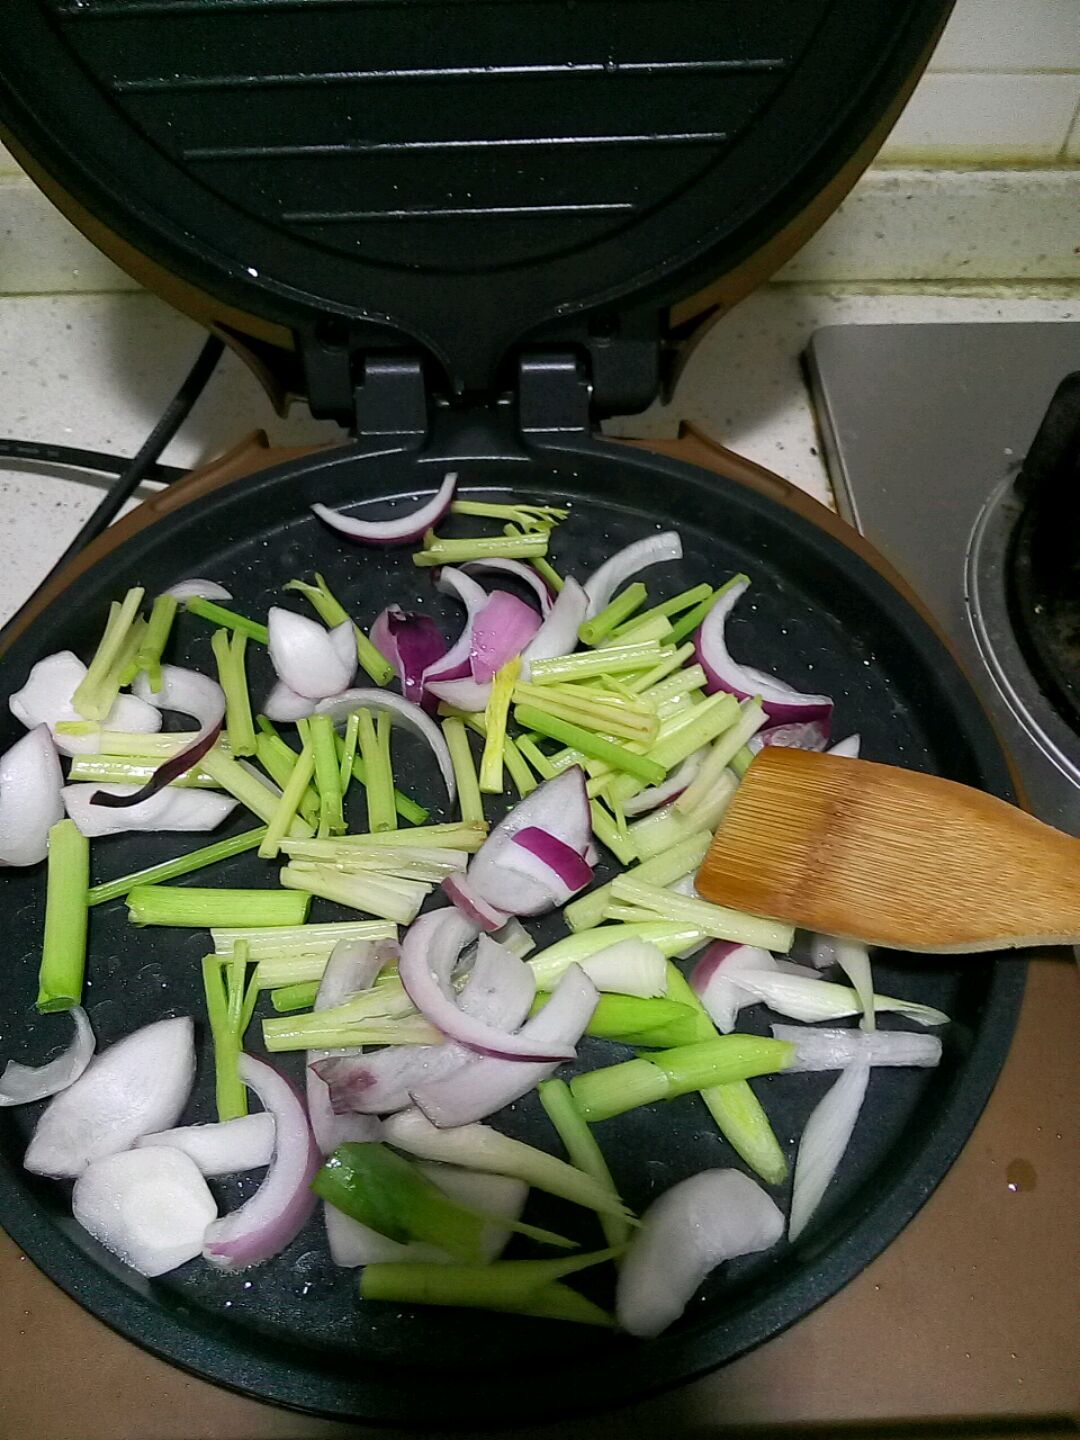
[
  {"x1": 0, "y1": 333, "x2": 225, "y2": 640},
  {"x1": 0, "y1": 439, "x2": 186, "y2": 485}
]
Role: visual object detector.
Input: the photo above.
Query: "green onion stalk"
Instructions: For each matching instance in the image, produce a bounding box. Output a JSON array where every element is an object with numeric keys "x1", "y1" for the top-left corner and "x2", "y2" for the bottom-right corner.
[
  {"x1": 184, "y1": 597, "x2": 269, "y2": 643},
  {"x1": 36, "y1": 820, "x2": 90, "y2": 1012},
  {"x1": 284, "y1": 574, "x2": 393, "y2": 686},
  {"x1": 211, "y1": 628, "x2": 258, "y2": 757},
  {"x1": 578, "y1": 583, "x2": 648, "y2": 647},
  {"x1": 88, "y1": 826, "x2": 267, "y2": 906}
]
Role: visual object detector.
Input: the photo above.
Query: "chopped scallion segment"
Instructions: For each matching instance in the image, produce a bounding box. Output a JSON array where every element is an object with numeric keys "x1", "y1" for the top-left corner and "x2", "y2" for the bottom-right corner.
[
  {"x1": 513, "y1": 682, "x2": 657, "y2": 743},
  {"x1": 133, "y1": 593, "x2": 178, "y2": 691},
  {"x1": 357, "y1": 709, "x2": 396, "y2": 832},
  {"x1": 269, "y1": 980, "x2": 320, "y2": 1013},
  {"x1": 200, "y1": 748, "x2": 315, "y2": 837},
  {"x1": 623, "y1": 641, "x2": 697, "y2": 694},
  {"x1": 279, "y1": 864, "x2": 428, "y2": 925},
  {"x1": 675, "y1": 699, "x2": 767, "y2": 813},
  {"x1": 88, "y1": 826, "x2": 267, "y2": 906},
  {"x1": 127, "y1": 885, "x2": 311, "y2": 929},
  {"x1": 578, "y1": 582, "x2": 648, "y2": 646},
  {"x1": 36, "y1": 820, "x2": 89, "y2": 1012},
  {"x1": 513, "y1": 705, "x2": 664, "y2": 785},
  {"x1": 479, "y1": 658, "x2": 520, "y2": 794},
  {"x1": 413, "y1": 532, "x2": 549, "y2": 567},
  {"x1": 339, "y1": 710, "x2": 361, "y2": 793},
  {"x1": 588, "y1": 797, "x2": 638, "y2": 865},
  {"x1": 201, "y1": 950, "x2": 248, "y2": 1121},
  {"x1": 443, "y1": 717, "x2": 484, "y2": 824},
  {"x1": 214, "y1": 918, "x2": 396, "y2": 960},
  {"x1": 309, "y1": 714, "x2": 345, "y2": 837},
  {"x1": 609, "y1": 582, "x2": 713, "y2": 639},
  {"x1": 211, "y1": 628, "x2": 258, "y2": 757},
  {"x1": 360, "y1": 1257, "x2": 617, "y2": 1326},
  {"x1": 668, "y1": 573, "x2": 746, "y2": 645},
  {"x1": 528, "y1": 641, "x2": 661, "y2": 685},
  {"x1": 335, "y1": 735, "x2": 430, "y2": 826},
  {"x1": 609, "y1": 875, "x2": 794, "y2": 952},
  {"x1": 259, "y1": 737, "x2": 316, "y2": 859},
  {"x1": 596, "y1": 613, "x2": 673, "y2": 649},
  {"x1": 184, "y1": 597, "x2": 269, "y2": 644},
  {"x1": 66, "y1": 755, "x2": 218, "y2": 788},
  {"x1": 262, "y1": 1010, "x2": 440, "y2": 1052},
  {"x1": 305, "y1": 820, "x2": 485, "y2": 851},
  {"x1": 73, "y1": 587, "x2": 145, "y2": 720},
  {"x1": 531, "y1": 991, "x2": 698, "y2": 1045},
  {"x1": 563, "y1": 830, "x2": 712, "y2": 932},
  {"x1": 526, "y1": 921, "x2": 708, "y2": 991},
  {"x1": 730, "y1": 744, "x2": 755, "y2": 778},
  {"x1": 538, "y1": 1078, "x2": 629, "y2": 1251},
  {"x1": 253, "y1": 733, "x2": 320, "y2": 826},
  {"x1": 450, "y1": 499, "x2": 568, "y2": 529}
]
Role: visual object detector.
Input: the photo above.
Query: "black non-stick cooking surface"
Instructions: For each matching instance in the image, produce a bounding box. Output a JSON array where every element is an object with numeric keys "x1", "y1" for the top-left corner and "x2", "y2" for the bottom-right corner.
[
  {"x1": 0, "y1": 0, "x2": 950, "y2": 396},
  {"x1": 0, "y1": 436, "x2": 1023, "y2": 1425}
]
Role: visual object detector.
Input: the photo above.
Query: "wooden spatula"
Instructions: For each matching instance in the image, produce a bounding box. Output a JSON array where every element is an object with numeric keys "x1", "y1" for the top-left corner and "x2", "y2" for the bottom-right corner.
[{"x1": 696, "y1": 746, "x2": 1080, "y2": 952}]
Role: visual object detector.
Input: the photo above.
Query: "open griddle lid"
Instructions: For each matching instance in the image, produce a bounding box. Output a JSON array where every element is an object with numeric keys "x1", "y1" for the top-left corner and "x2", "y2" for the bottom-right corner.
[{"x1": 0, "y1": 0, "x2": 948, "y2": 417}]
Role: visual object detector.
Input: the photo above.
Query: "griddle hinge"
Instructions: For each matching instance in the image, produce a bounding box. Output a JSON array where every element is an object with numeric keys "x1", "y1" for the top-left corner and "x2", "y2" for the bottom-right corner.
[{"x1": 517, "y1": 353, "x2": 591, "y2": 438}]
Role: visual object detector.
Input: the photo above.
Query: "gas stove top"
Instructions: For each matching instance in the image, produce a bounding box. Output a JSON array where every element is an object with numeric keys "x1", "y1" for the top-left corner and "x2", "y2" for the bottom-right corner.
[{"x1": 806, "y1": 321, "x2": 1080, "y2": 834}]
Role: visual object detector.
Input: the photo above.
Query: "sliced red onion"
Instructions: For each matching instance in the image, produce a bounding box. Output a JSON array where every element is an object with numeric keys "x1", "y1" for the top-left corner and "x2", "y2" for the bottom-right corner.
[
  {"x1": 690, "y1": 943, "x2": 777, "y2": 1033},
  {"x1": 422, "y1": 567, "x2": 488, "y2": 688},
  {"x1": 10, "y1": 651, "x2": 162, "y2": 755},
  {"x1": 749, "y1": 719, "x2": 831, "y2": 754},
  {"x1": 616, "y1": 1169, "x2": 784, "y2": 1337},
  {"x1": 268, "y1": 607, "x2": 356, "y2": 701},
  {"x1": 583, "y1": 531, "x2": 683, "y2": 619},
  {"x1": 164, "y1": 578, "x2": 233, "y2": 602},
  {"x1": 622, "y1": 749, "x2": 707, "y2": 817},
  {"x1": 579, "y1": 939, "x2": 667, "y2": 998},
  {"x1": 203, "y1": 1053, "x2": 320, "y2": 1271},
  {"x1": 519, "y1": 577, "x2": 589, "y2": 676},
  {"x1": 695, "y1": 577, "x2": 833, "y2": 730},
  {"x1": 325, "y1": 1164, "x2": 527, "y2": 1268},
  {"x1": 462, "y1": 558, "x2": 553, "y2": 615},
  {"x1": 771, "y1": 1025, "x2": 942, "y2": 1073},
  {"x1": 399, "y1": 908, "x2": 571, "y2": 1062},
  {"x1": 319, "y1": 934, "x2": 535, "y2": 1115},
  {"x1": 442, "y1": 874, "x2": 511, "y2": 932},
  {"x1": 0, "y1": 1006, "x2": 94, "y2": 1106},
  {"x1": 464, "y1": 768, "x2": 591, "y2": 918},
  {"x1": 307, "y1": 939, "x2": 385, "y2": 1155},
  {"x1": 492, "y1": 917, "x2": 536, "y2": 959},
  {"x1": 511, "y1": 827, "x2": 593, "y2": 892},
  {"x1": 828, "y1": 734, "x2": 861, "y2": 758},
  {"x1": 412, "y1": 963, "x2": 597, "y2": 1127},
  {"x1": 65, "y1": 784, "x2": 237, "y2": 837},
  {"x1": 135, "y1": 1113, "x2": 275, "y2": 1175},
  {"x1": 73, "y1": 1146, "x2": 217, "y2": 1278},
  {"x1": 312, "y1": 471, "x2": 457, "y2": 547},
  {"x1": 24, "y1": 1016, "x2": 195, "y2": 1179},
  {"x1": 0, "y1": 725, "x2": 64, "y2": 866},
  {"x1": 468, "y1": 591, "x2": 542, "y2": 684},
  {"x1": 370, "y1": 606, "x2": 447, "y2": 710},
  {"x1": 789, "y1": 1054, "x2": 871, "y2": 1241},
  {"x1": 262, "y1": 680, "x2": 316, "y2": 723},
  {"x1": 91, "y1": 663, "x2": 229, "y2": 809},
  {"x1": 424, "y1": 675, "x2": 491, "y2": 713},
  {"x1": 315, "y1": 688, "x2": 456, "y2": 804}
]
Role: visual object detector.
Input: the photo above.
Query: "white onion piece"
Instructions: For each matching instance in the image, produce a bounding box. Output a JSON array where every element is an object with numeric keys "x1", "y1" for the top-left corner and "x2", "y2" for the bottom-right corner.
[
  {"x1": 164, "y1": 578, "x2": 232, "y2": 602},
  {"x1": 462, "y1": 558, "x2": 553, "y2": 616},
  {"x1": 267, "y1": 608, "x2": 356, "y2": 701},
  {"x1": 789, "y1": 1055, "x2": 871, "y2": 1241},
  {"x1": 10, "y1": 651, "x2": 163, "y2": 754},
  {"x1": 828, "y1": 734, "x2": 862, "y2": 758},
  {"x1": 421, "y1": 566, "x2": 488, "y2": 688},
  {"x1": 771, "y1": 1025, "x2": 943, "y2": 1072},
  {"x1": 832, "y1": 939, "x2": 876, "y2": 1032},
  {"x1": 63, "y1": 783, "x2": 237, "y2": 837},
  {"x1": 412, "y1": 963, "x2": 597, "y2": 1127},
  {"x1": 772, "y1": 958, "x2": 823, "y2": 979},
  {"x1": 583, "y1": 532, "x2": 683, "y2": 619},
  {"x1": 750, "y1": 719, "x2": 830, "y2": 754},
  {"x1": 135, "y1": 1113, "x2": 275, "y2": 1175},
  {"x1": 622, "y1": 749, "x2": 707, "y2": 817},
  {"x1": 262, "y1": 679, "x2": 317, "y2": 723},
  {"x1": 312, "y1": 471, "x2": 457, "y2": 546},
  {"x1": 810, "y1": 933, "x2": 839, "y2": 970},
  {"x1": 400, "y1": 908, "x2": 572, "y2": 1061},
  {"x1": 325, "y1": 1164, "x2": 527, "y2": 1268},
  {"x1": 424, "y1": 675, "x2": 491, "y2": 713},
  {"x1": 616, "y1": 1169, "x2": 784, "y2": 1337},
  {"x1": 203, "y1": 1053, "x2": 320, "y2": 1271},
  {"x1": 320, "y1": 934, "x2": 536, "y2": 1115},
  {"x1": 725, "y1": 970, "x2": 949, "y2": 1027},
  {"x1": 133, "y1": 664, "x2": 225, "y2": 730},
  {"x1": 465, "y1": 768, "x2": 591, "y2": 918},
  {"x1": 307, "y1": 939, "x2": 385, "y2": 1155},
  {"x1": 468, "y1": 591, "x2": 542, "y2": 684},
  {"x1": 689, "y1": 943, "x2": 777, "y2": 1033},
  {"x1": 73, "y1": 1146, "x2": 217, "y2": 1277},
  {"x1": 578, "y1": 940, "x2": 667, "y2": 998},
  {"x1": 315, "y1": 689, "x2": 456, "y2": 804},
  {"x1": 695, "y1": 577, "x2": 833, "y2": 729},
  {"x1": 0, "y1": 1006, "x2": 95, "y2": 1106},
  {"x1": 0, "y1": 725, "x2": 65, "y2": 865},
  {"x1": 443, "y1": 873, "x2": 511, "y2": 932},
  {"x1": 25, "y1": 1016, "x2": 195, "y2": 1178},
  {"x1": 520, "y1": 577, "x2": 589, "y2": 676}
]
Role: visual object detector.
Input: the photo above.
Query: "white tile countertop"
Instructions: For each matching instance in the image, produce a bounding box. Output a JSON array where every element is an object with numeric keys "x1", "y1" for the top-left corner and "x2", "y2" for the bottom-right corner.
[{"x1": 2, "y1": 283, "x2": 1079, "y2": 626}]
